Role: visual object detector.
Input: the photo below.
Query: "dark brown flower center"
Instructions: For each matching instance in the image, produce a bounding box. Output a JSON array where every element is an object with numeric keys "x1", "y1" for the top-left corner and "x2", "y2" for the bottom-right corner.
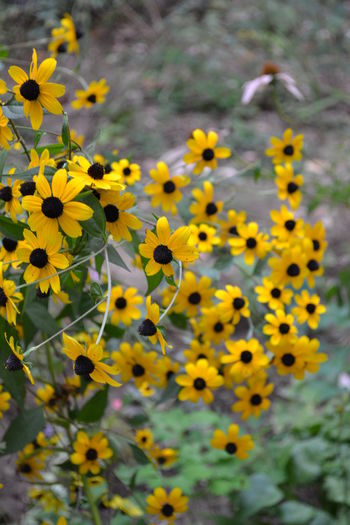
[
  {"x1": 87, "y1": 94, "x2": 97, "y2": 103},
  {"x1": 19, "y1": 463, "x2": 32, "y2": 473},
  {"x1": 225, "y1": 442, "x2": 237, "y2": 455},
  {"x1": 283, "y1": 145, "x2": 294, "y2": 156},
  {"x1": 162, "y1": 504, "x2": 174, "y2": 517},
  {"x1": 206, "y1": 202, "x2": 218, "y2": 216},
  {"x1": 198, "y1": 232, "x2": 207, "y2": 241},
  {"x1": 312, "y1": 239, "x2": 320, "y2": 251},
  {"x1": 20, "y1": 181, "x2": 36, "y2": 196},
  {"x1": 3, "y1": 237, "x2": 17, "y2": 252},
  {"x1": 250, "y1": 393, "x2": 262, "y2": 406},
  {"x1": 287, "y1": 182, "x2": 298, "y2": 194},
  {"x1": 153, "y1": 245, "x2": 173, "y2": 264},
  {"x1": 85, "y1": 448, "x2": 98, "y2": 461},
  {"x1": 246, "y1": 237, "x2": 257, "y2": 249},
  {"x1": 132, "y1": 364, "x2": 145, "y2": 377},
  {"x1": 285, "y1": 219, "x2": 296, "y2": 231},
  {"x1": 88, "y1": 163, "x2": 105, "y2": 180},
  {"x1": 0, "y1": 287, "x2": 8, "y2": 307},
  {"x1": 74, "y1": 355, "x2": 95, "y2": 376},
  {"x1": 188, "y1": 292, "x2": 201, "y2": 305},
  {"x1": 214, "y1": 321, "x2": 224, "y2": 333},
  {"x1": 306, "y1": 303, "x2": 316, "y2": 314},
  {"x1": 20, "y1": 79, "x2": 40, "y2": 101},
  {"x1": 287, "y1": 263, "x2": 300, "y2": 277},
  {"x1": 307, "y1": 259, "x2": 319, "y2": 272},
  {"x1": 202, "y1": 148, "x2": 215, "y2": 161},
  {"x1": 138, "y1": 319, "x2": 157, "y2": 336},
  {"x1": 281, "y1": 353, "x2": 295, "y2": 366},
  {"x1": 194, "y1": 377, "x2": 206, "y2": 390},
  {"x1": 115, "y1": 297, "x2": 127, "y2": 309},
  {"x1": 240, "y1": 350, "x2": 252, "y2": 363},
  {"x1": 163, "y1": 180, "x2": 176, "y2": 194},
  {"x1": 42, "y1": 197, "x2": 64, "y2": 218},
  {"x1": 5, "y1": 353, "x2": 23, "y2": 371},
  {"x1": 271, "y1": 287, "x2": 281, "y2": 298},
  {"x1": 0, "y1": 186, "x2": 12, "y2": 202},
  {"x1": 123, "y1": 167, "x2": 131, "y2": 176},
  {"x1": 279, "y1": 323, "x2": 290, "y2": 334},
  {"x1": 229, "y1": 225, "x2": 238, "y2": 235},
  {"x1": 104, "y1": 204, "x2": 119, "y2": 222},
  {"x1": 233, "y1": 297, "x2": 245, "y2": 310},
  {"x1": 30, "y1": 248, "x2": 48, "y2": 268}
]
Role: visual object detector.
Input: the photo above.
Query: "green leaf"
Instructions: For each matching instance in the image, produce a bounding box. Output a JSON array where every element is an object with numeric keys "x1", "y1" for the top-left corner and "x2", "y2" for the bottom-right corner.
[
  {"x1": 130, "y1": 443, "x2": 150, "y2": 465},
  {"x1": 77, "y1": 387, "x2": 109, "y2": 423},
  {"x1": 90, "y1": 282, "x2": 103, "y2": 302},
  {"x1": 159, "y1": 376, "x2": 181, "y2": 403},
  {"x1": 0, "y1": 319, "x2": 25, "y2": 407},
  {"x1": 0, "y1": 216, "x2": 28, "y2": 240},
  {"x1": 35, "y1": 143, "x2": 65, "y2": 155},
  {"x1": 0, "y1": 45, "x2": 9, "y2": 59},
  {"x1": 0, "y1": 150, "x2": 7, "y2": 177},
  {"x1": 80, "y1": 193, "x2": 106, "y2": 237},
  {"x1": 107, "y1": 245, "x2": 130, "y2": 272},
  {"x1": 279, "y1": 501, "x2": 316, "y2": 524},
  {"x1": 0, "y1": 407, "x2": 45, "y2": 455},
  {"x1": 2, "y1": 104, "x2": 25, "y2": 119},
  {"x1": 145, "y1": 269, "x2": 163, "y2": 296},
  {"x1": 33, "y1": 131, "x2": 44, "y2": 148},
  {"x1": 168, "y1": 312, "x2": 187, "y2": 329},
  {"x1": 104, "y1": 323, "x2": 125, "y2": 339},
  {"x1": 290, "y1": 438, "x2": 329, "y2": 483},
  {"x1": 25, "y1": 302, "x2": 59, "y2": 335},
  {"x1": 165, "y1": 275, "x2": 176, "y2": 286},
  {"x1": 238, "y1": 473, "x2": 283, "y2": 516},
  {"x1": 61, "y1": 112, "x2": 70, "y2": 147}
]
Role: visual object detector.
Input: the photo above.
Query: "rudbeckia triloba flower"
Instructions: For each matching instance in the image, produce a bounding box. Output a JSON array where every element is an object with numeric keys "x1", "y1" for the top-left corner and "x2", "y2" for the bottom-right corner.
[
  {"x1": 62, "y1": 333, "x2": 121, "y2": 387},
  {"x1": 49, "y1": 13, "x2": 81, "y2": 56},
  {"x1": 0, "y1": 264, "x2": 23, "y2": 325},
  {"x1": 268, "y1": 244, "x2": 307, "y2": 289},
  {"x1": 275, "y1": 163, "x2": 304, "y2": 210},
  {"x1": 112, "y1": 342, "x2": 158, "y2": 388},
  {"x1": 0, "y1": 237, "x2": 21, "y2": 268},
  {"x1": 304, "y1": 221, "x2": 327, "y2": 255},
  {"x1": 0, "y1": 384, "x2": 11, "y2": 419},
  {"x1": 151, "y1": 446, "x2": 178, "y2": 468},
  {"x1": 263, "y1": 309, "x2": 297, "y2": 346},
  {"x1": 190, "y1": 181, "x2": 223, "y2": 224},
  {"x1": 173, "y1": 271, "x2": 215, "y2": 317},
  {"x1": 22, "y1": 169, "x2": 93, "y2": 238},
  {"x1": 71, "y1": 79, "x2": 109, "y2": 109},
  {"x1": 155, "y1": 356, "x2": 180, "y2": 388},
  {"x1": 0, "y1": 176, "x2": 23, "y2": 222},
  {"x1": 146, "y1": 487, "x2": 188, "y2": 522},
  {"x1": 183, "y1": 339, "x2": 216, "y2": 366},
  {"x1": 269, "y1": 336, "x2": 327, "y2": 379},
  {"x1": 270, "y1": 205, "x2": 304, "y2": 246},
  {"x1": 70, "y1": 431, "x2": 113, "y2": 474},
  {"x1": 68, "y1": 156, "x2": 124, "y2": 190},
  {"x1": 145, "y1": 161, "x2": 190, "y2": 214},
  {"x1": 139, "y1": 216, "x2": 198, "y2": 277},
  {"x1": 184, "y1": 129, "x2": 231, "y2": 174},
  {"x1": 229, "y1": 222, "x2": 269, "y2": 265},
  {"x1": 16, "y1": 444, "x2": 45, "y2": 480},
  {"x1": 210, "y1": 424, "x2": 254, "y2": 459},
  {"x1": 199, "y1": 307, "x2": 234, "y2": 345},
  {"x1": 0, "y1": 107, "x2": 13, "y2": 149},
  {"x1": 255, "y1": 277, "x2": 293, "y2": 311},
  {"x1": 8, "y1": 48, "x2": 65, "y2": 130},
  {"x1": 135, "y1": 428, "x2": 154, "y2": 450},
  {"x1": 265, "y1": 128, "x2": 304, "y2": 164},
  {"x1": 5, "y1": 335, "x2": 34, "y2": 384},
  {"x1": 222, "y1": 339, "x2": 269, "y2": 380},
  {"x1": 189, "y1": 223, "x2": 220, "y2": 253},
  {"x1": 215, "y1": 285, "x2": 250, "y2": 325},
  {"x1": 17, "y1": 230, "x2": 69, "y2": 293},
  {"x1": 98, "y1": 285, "x2": 143, "y2": 326},
  {"x1": 35, "y1": 384, "x2": 59, "y2": 412},
  {"x1": 176, "y1": 358, "x2": 224, "y2": 404},
  {"x1": 28, "y1": 147, "x2": 56, "y2": 176},
  {"x1": 138, "y1": 296, "x2": 168, "y2": 354},
  {"x1": 219, "y1": 209, "x2": 246, "y2": 246},
  {"x1": 292, "y1": 290, "x2": 326, "y2": 329},
  {"x1": 304, "y1": 242, "x2": 324, "y2": 287},
  {"x1": 111, "y1": 158, "x2": 141, "y2": 186},
  {"x1": 232, "y1": 374, "x2": 274, "y2": 419},
  {"x1": 99, "y1": 190, "x2": 142, "y2": 241}
]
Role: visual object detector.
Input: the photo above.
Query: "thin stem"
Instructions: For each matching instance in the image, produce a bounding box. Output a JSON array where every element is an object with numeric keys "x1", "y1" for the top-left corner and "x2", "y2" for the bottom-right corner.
[
  {"x1": 83, "y1": 475, "x2": 103, "y2": 525},
  {"x1": 96, "y1": 246, "x2": 111, "y2": 345},
  {"x1": 272, "y1": 86, "x2": 296, "y2": 127},
  {"x1": 138, "y1": 215, "x2": 156, "y2": 227},
  {"x1": 8, "y1": 119, "x2": 31, "y2": 161},
  {"x1": 57, "y1": 66, "x2": 89, "y2": 90},
  {"x1": 46, "y1": 345, "x2": 56, "y2": 385},
  {"x1": 159, "y1": 261, "x2": 182, "y2": 322},
  {"x1": 5, "y1": 37, "x2": 49, "y2": 49}
]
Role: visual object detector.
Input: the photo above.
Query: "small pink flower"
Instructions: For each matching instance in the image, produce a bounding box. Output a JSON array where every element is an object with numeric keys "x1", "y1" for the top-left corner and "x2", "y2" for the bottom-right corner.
[{"x1": 111, "y1": 398, "x2": 123, "y2": 410}]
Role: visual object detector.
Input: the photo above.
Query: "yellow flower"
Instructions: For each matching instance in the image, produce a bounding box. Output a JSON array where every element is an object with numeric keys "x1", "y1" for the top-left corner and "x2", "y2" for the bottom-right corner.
[
  {"x1": 71, "y1": 79, "x2": 109, "y2": 109},
  {"x1": 16, "y1": 444, "x2": 45, "y2": 480},
  {"x1": 233, "y1": 374, "x2": 274, "y2": 419},
  {"x1": 268, "y1": 244, "x2": 307, "y2": 289},
  {"x1": 112, "y1": 341, "x2": 158, "y2": 387},
  {"x1": 17, "y1": 229, "x2": 69, "y2": 293},
  {"x1": 176, "y1": 358, "x2": 223, "y2": 404},
  {"x1": 62, "y1": 333, "x2": 121, "y2": 387},
  {"x1": 70, "y1": 431, "x2": 113, "y2": 474},
  {"x1": 184, "y1": 128, "x2": 231, "y2": 174},
  {"x1": 189, "y1": 223, "x2": 220, "y2": 253},
  {"x1": 111, "y1": 158, "x2": 141, "y2": 186},
  {"x1": 35, "y1": 383, "x2": 58, "y2": 412},
  {"x1": 151, "y1": 446, "x2": 178, "y2": 468},
  {"x1": 210, "y1": 424, "x2": 254, "y2": 459},
  {"x1": 254, "y1": 277, "x2": 293, "y2": 311},
  {"x1": 304, "y1": 221, "x2": 327, "y2": 255},
  {"x1": 190, "y1": 181, "x2": 223, "y2": 223},
  {"x1": 265, "y1": 128, "x2": 303, "y2": 164},
  {"x1": 219, "y1": 209, "x2": 246, "y2": 246},
  {"x1": 222, "y1": 339, "x2": 269, "y2": 380},
  {"x1": 99, "y1": 190, "x2": 142, "y2": 241},
  {"x1": 263, "y1": 309, "x2": 297, "y2": 345},
  {"x1": 9, "y1": 48, "x2": 65, "y2": 129},
  {"x1": 270, "y1": 205, "x2": 304, "y2": 247},
  {"x1": 229, "y1": 222, "x2": 269, "y2": 265},
  {"x1": 22, "y1": 169, "x2": 93, "y2": 238},
  {"x1": 183, "y1": 339, "x2": 216, "y2": 366},
  {"x1": 135, "y1": 428, "x2": 154, "y2": 450},
  {"x1": 174, "y1": 271, "x2": 214, "y2": 317},
  {"x1": 102, "y1": 494, "x2": 142, "y2": 516},
  {"x1": 292, "y1": 290, "x2": 326, "y2": 329},
  {"x1": 98, "y1": 285, "x2": 143, "y2": 326},
  {"x1": 304, "y1": 242, "x2": 324, "y2": 287},
  {"x1": 28, "y1": 147, "x2": 56, "y2": 176},
  {"x1": 145, "y1": 161, "x2": 190, "y2": 214},
  {"x1": 199, "y1": 307, "x2": 234, "y2": 345},
  {"x1": 0, "y1": 176, "x2": 23, "y2": 222},
  {"x1": 138, "y1": 296, "x2": 169, "y2": 354},
  {"x1": 146, "y1": 487, "x2": 188, "y2": 521},
  {"x1": 269, "y1": 336, "x2": 327, "y2": 379},
  {"x1": 49, "y1": 13, "x2": 81, "y2": 56},
  {"x1": 155, "y1": 356, "x2": 180, "y2": 388},
  {"x1": 275, "y1": 163, "x2": 304, "y2": 210},
  {"x1": 5, "y1": 334, "x2": 34, "y2": 384},
  {"x1": 0, "y1": 264, "x2": 23, "y2": 325},
  {"x1": 68, "y1": 155, "x2": 123, "y2": 190},
  {"x1": 0, "y1": 237, "x2": 21, "y2": 269},
  {"x1": 0, "y1": 107, "x2": 13, "y2": 149},
  {"x1": 215, "y1": 285, "x2": 250, "y2": 324},
  {"x1": 139, "y1": 216, "x2": 198, "y2": 277},
  {"x1": 0, "y1": 384, "x2": 11, "y2": 419}
]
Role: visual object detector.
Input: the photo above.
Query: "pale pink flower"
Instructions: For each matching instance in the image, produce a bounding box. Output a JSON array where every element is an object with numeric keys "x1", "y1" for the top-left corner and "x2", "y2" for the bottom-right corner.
[{"x1": 111, "y1": 398, "x2": 123, "y2": 410}]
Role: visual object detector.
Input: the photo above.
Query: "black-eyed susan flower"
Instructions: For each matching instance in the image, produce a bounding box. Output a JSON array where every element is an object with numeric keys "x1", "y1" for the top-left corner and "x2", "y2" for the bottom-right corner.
[
  {"x1": 0, "y1": 237, "x2": 21, "y2": 268},
  {"x1": 22, "y1": 169, "x2": 93, "y2": 238},
  {"x1": 0, "y1": 107, "x2": 13, "y2": 149},
  {"x1": 98, "y1": 285, "x2": 143, "y2": 326},
  {"x1": 189, "y1": 223, "x2": 220, "y2": 253},
  {"x1": 138, "y1": 381, "x2": 155, "y2": 397},
  {"x1": 270, "y1": 205, "x2": 304, "y2": 247},
  {"x1": 199, "y1": 307, "x2": 234, "y2": 345},
  {"x1": 146, "y1": 487, "x2": 188, "y2": 521},
  {"x1": 233, "y1": 374, "x2": 274, "y2": 419},
  {"x1": 5, "y1": 335, "x2": 34, "y2": 384},
  {"x1": 70, "y1": 431, "x2": 113, "y2": 474},
  {"x1": 111, "y1": 158, "x2": 141, "y2": 186},
  {"x1": 155, "y1": 356, "x2": 180, "y2": 388},
  {"x1": 150, "y1": 445, "x2": 178, "y2": 468},
  {"x1": 215, "y1": 285, "x2": 250, "y2": 325},
  {"x1": 268, "y1": 244, "x2": 307, "y2": 289},
  {"x1": 190, "y1": 181, "x2": 223, "y2": 224},
  {"x1": 139, "y1": 216, "x2": 198, "y2": 277},
  {"x1": 304, "y1": 221, "x2": 327, "y2": 255},
  {"x1": 99, "y1": 190, "x2": 142, "y2": 241},
  {"x1": 174, "y1": 271, "x2": 215, "y2": 317},
  {"x1": 0, "y1": 384, "x2": 11, "y2": 419},
  {"x1": 28, "y1": 147, "x2": 56, "y2": 176},
  {"x1": 68, "y1": 156, "x2": 123, "y2": 190},
  {"x1": 0, "y1": 176, "x2": 23, "y2": 222},
  {"x1": 297, "y1": 336, "x2": 327, "y2": 377},
  {"x1": 62, "y1": 333, "x2": 120, "y2": 387},
  {"x1": 0, "y1": 265, "x2": 23, "y2": 325},
  {"x1": 112, "y1": 341, "x2": 158, "y2": 387},
  {"x1": 49, "y1": 13, "x2": 81, "y2": 56},
  {"x1": 17, "y1": 230, "x2": 69, "y2": 293},
  {"x1": 135, "y1": 428, "x2": 154, "y2": 450},
  {"x1": 219, "y1": 209, "x2": 246, "y2": 246},
  {"x1": 183, "y1": 339, "x2": 216, "y2": 366},
  {"x1": 71, "y1": 79, "x2": 109, "y2": 109},
  {"x1": 267, "y1": 339, "x2": 307, "y2": 379},
  {"x1": 102, "y1": 495, "x2": 142, "y2": 516},
  {"x1": 266, "y1": 128, "x2": 304, "y2": 164},
  {"x1": 222, "y1": 339, "x2": 269, "y2": 380},
  {"x1": 263, "y1": 309, "x2": 297, "y2": 345},
  {"x1": 138, "y1": 296, "x2": 169, "y2": 354},
  {"x1": 254, "y1": 277, "x2": 293, "y2": 311},
  {"x1": 304, "y1": 242, "x2": 324, "y2": 287},
  {"x1": 176, "y1": 358, "x2": 223, "y2": 404},
  {"x1": 184, "y1": 129, "x2": 231, "y2": 174},
  {"x1": 145, "y1": 161, "x2": 190, "y2": 214},
  {"x1": 16, "y1": 444, "x2": 45, "y2": 480},
  {"x1": 9, "y1": 48, "x2": 65, "y2": 130},
  {"x1": 275, "y1": 163, "x2": 304, "y2": 210},
  {"x1": 35, "y1": 383, "x2": 59, "y2": 412},
  {"x1": 210, "y1": 424, "x2": 254, "y2": 459},
  {"x1": 292, "y1": 290, "x2": 326, "y2": 329},
  {"x1": 229, "y1": 222, "x2": 269, "y2": 265}
]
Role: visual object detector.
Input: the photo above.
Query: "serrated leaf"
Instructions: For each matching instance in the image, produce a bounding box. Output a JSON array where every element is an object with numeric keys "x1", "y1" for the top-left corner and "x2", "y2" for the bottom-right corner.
[
  {"x1": 0, "y1": 407, "x2": 45, "y2": 455},
  {"x1": 77, "y1": 387, "x2": 109, "y2": 423}
]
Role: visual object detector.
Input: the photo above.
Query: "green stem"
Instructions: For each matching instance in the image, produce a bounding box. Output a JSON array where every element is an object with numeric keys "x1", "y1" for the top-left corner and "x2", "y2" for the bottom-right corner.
[
  {"x1": 46, "y1": 345, "x2": 56, "y2": 385},
  {"x1": 83, "y1": 475, "x2": 103, "y2": 525},
  {"x1": 272, "y1": 86, "x2": 297, "y2": 127},
  {"x1": 8, "y1": 118, "x2": 31, "y2": 161}
]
